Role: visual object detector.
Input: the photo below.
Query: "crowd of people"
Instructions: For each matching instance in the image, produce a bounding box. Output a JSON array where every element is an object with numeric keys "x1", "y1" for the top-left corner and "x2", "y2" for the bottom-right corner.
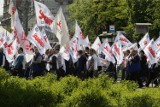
[{"x1": 0, "y1": 44, "x2": 160, "y2": 88}]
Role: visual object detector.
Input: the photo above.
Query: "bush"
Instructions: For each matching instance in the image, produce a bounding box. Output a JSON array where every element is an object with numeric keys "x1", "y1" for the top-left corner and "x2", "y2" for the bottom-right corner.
[{"x1": 0, "y1": 68, "x2": 160, "y2": 107}]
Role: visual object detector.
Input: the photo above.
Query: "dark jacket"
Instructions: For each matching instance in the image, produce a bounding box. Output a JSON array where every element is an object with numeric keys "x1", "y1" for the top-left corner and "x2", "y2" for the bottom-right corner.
[
  {"x1": 77, "y1": 54, "x2": 87, "y2": 73},
  {"x1": 127, "y1": 54, "x2": 141, "y2": 73}
]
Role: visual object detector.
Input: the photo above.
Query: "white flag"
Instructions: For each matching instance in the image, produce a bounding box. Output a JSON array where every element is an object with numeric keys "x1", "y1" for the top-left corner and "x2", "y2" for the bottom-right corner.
[
  {"x1": 114, "y1": 32, "x2": 132, "y2": 46},
  {"x1": 122, "y1": 43, "x2": 138, "y2": 52},
  {"x1": 41, "y1": 28, "x2": 52, "y2": 50},
  {"x1": 27, "y1": 25, "x2": 46, "y2": 55},
  {"x1": 52, "y1": 7, "x2": 70, "y2": 46},
  {"x1": 60, "y1": 44, "x2": 70, "y2": 61},
  {"x1": 91, "y1": 37, "x2": 101, "y2": 51},
  {"x1": 99, "y1": 38, "x2": 108, "y2": 52},
  {"x1": 9, "y1": 0, "x2": 16, "y2": 29},
  {"x1": 0, "y1": 27, "x2": 14, "y2": 48},
  {"x1": 4, "y1": 38, "x2": 18, "y2": 63},
  {"x1": 144, "y1": 39, "x2": 157, "y2": 65},
  {"x1": 84, "y1": 36, "x2": 90, "y2": 48},
  {"x1": 69, "y1": 36, "x2": 79, "y2": 63},
  {"x1": 139, "y1": 32, "x2": 150, "y2": 49},
  {"x1": 13, "y1": 10, "x2": 33, "y2": 54},
  {"x1": 75, "y1": 21, "x2": 88, "y2": 47},
  {"x1": 34, "y1": 1, "x2": 54, "y2": 28},
  {"x1": 155, "y1": 36, "x2": 160, "y2": 52},
  {"x1": 102, "y1": 41, "x2": 115, "y2": 63},
  {"x1": 112, "y1": 42, "x2": 124, "y2": 65}
]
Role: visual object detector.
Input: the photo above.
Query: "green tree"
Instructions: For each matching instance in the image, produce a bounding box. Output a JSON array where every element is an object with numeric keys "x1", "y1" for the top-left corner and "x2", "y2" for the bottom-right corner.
[
  {"x1": 67, "y1": 0, "x2": 128, "y2": 42},
  {"x1": 151, "y1": 0, "x2": 160, "y2": 38},
  {"x1": 125, "y1": 0, "x2": 156, "y2": 41}
]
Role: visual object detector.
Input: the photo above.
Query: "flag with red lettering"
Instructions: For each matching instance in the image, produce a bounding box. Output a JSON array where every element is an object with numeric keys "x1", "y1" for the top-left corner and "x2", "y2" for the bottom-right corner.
[
  {"x1": 114, "y1": 32, "x2": 132, "y2": 46},
  {"x1": 13, "y1": 10, "x2": 33, "y2": 54},
  {"x1": 60, "y1": 44, "x2": 70, "y2": 61},
  {"x1": 41, "y1": 28, "x2": 52, "y2": 50},
  {"x1": 27, "y1": 25, "x2": 46, "y2": 55},
  {"x1": 122, "y1": 43, "x2": 138, "y2": 52},
  {"x1": 99, "y1": 38, "x2": 108, "y2": 52},
  {"x1": 139, "y1": 32, "x2": 150, "y2": 49},
  {"x1": 34, "y1": 1, "x2": 54, "y2": 29},
  {"x1": 52, "y1": 7, "x2": 70, "y2": 46},
  {"x1": 4, "y1": 38, "x2": 18, "y2": 63},
  {"x1": 155, "y1": 36, "x2": 160, "y2": 52},
  {"x1": 84, "y1": 36, "x2": 90, "y2": 48},
  {"x1": 9, "y1": 0, "x2": 16, "y2": 29},
  {"x1": 69, "y1": 36, "x2": 79, "y2": 63},
  {"x1": 144, "y1": 39, "x2": 157, "y2": 65},
  {"x1": 0, "y1": 27, "x2": 14, "y2": 48},
  {"x1": 13, "y1": 10, "x2": 24, "y2": 46},
  {"x1": 91, "y1": 37, "x2": 101, "y2": 51},
  {"x1": 112, "y1": 42, "x2": 124, "y2": 65},
  {"x1": 102, "y1": 41, "x2": 115, "y2": 63},
  {"x1": 75, "y1": 21, "x2": 88, "y2": 47}
]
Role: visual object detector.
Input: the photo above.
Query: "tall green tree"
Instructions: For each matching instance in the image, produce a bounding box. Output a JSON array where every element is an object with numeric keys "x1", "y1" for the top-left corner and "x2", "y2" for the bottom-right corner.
[
  {"x1": 126, "y1": 0, "x2": 156, "y2": 41},
  {"x1": 67, "y1": 0, "x2": 128, "y2": 41},
  {"x1": 151, "y1": 0, "x2": 160, "y2": 38}
]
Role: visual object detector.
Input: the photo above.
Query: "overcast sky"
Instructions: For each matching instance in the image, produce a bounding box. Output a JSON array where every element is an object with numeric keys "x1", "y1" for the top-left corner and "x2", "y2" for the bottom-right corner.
[{"x1": 0, "y1": 0, "x2": 4, "y2": 16}]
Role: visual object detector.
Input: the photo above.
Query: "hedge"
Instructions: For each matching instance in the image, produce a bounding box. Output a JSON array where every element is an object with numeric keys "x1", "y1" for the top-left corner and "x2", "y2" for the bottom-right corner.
[{"x1": 0, "y1": 68, "x2": 160, "y2": 107}]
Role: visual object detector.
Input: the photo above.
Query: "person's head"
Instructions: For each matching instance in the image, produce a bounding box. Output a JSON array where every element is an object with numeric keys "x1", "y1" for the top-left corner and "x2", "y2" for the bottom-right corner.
[
  {"x1": 0, "y1": 48, "x2": 3, "y2": 52},
  {"x1": 34, "y1": 47, "x2": 39, "y2": 54},
  {"x1": 78, "y1": 50, "x2": 83, "y2": 56},
  {"x1": 90, "y1": 48, "x2": 96, "y2": 55},
  {"x1": 45, "y1": 49, "x2": 50, "y2": 55},
  {"x1": 124, "y1": 50, "x2": 130, "y2": 56},
  {"x1": 131, "y1": 50, "x2": 137, "y2": 56},
  {"x1": 140, "y1": 50, "x2": 145, "y2": 57},
  {"x1": 50, "y1": 49, "x2": 55, "y2": 55},
  {"x1": 55, "y1": 44, "x2": 60, "y2": 53},
  {"x1": 85, "y1": 47, "x2": 89, "y2": 53},
  {"x1": 18, "y1": 47, "x2": 23, "y2": 54}
]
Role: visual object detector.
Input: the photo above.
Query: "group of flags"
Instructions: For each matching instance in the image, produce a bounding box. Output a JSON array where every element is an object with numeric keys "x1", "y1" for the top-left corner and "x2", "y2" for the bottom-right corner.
[{"x1": 0, "y1": 0, "x2": 160, "y2": 66}]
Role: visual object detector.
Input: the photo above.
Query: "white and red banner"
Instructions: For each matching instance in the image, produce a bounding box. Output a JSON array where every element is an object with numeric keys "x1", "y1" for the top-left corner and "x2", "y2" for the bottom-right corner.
[
  {"x1": 102, "y1": 41, "x2": 115, "y2": 63},
  {"x1": 84, "y1": 36, "x2": 90, "y2": 48},
  {"x1": 75, "y1": 21, "x2": 88, "y2": 47},
  {"x1": 52, "y1": 7, "x2": 70, "y2": 46},
  {"x1": 154, "y1": 36, "x2": 160, "y2": 52},
  {"x1": 99, "y1": 38, "x2": 108, "y2": 52},
  {"x1": 139, "y1": 32, "x2": 150, "y2": 49},
  {"x1": 122, "y1": 43, "x2": 138, "y2": 52},
  {"x1": 60, "y1": 44, "x2": 70, "y2": 61},
  {"x1": 144, "y1": 39, "x2": 157, "y2": 65},
  {"x1": 112, "y1": 42, "x2": 124, "y2": 65},
  {"x1": 34, "y1": 0, "x2": 54, "y2": 28},
  {"x1": 69, "y1": 37, "x2": 79, "y2": 63},
  {"x1": 41, "y1": 28, "x2": 52, "y2": 50},
  {"x1": 9, "y1": 0, "x2": 16, "y2": 29},
  {"x1": 13, "y1": 10, "x2": 33, "y2": 54},
  {"x1": 114, "y1": 32, "x2": 132, "y2": 46},
  {"x1": 4, "y1": 38, "x2": 18, "y2": 63},
  {"x1": 0, "y1": 27, "x2": 14, "y2": 48},
  {"x1": 91, "y1": 37, "x2": 101, "y2": 51},
  {"x1": 27, "y1": 25, "x2": 46, "y2": 55}
]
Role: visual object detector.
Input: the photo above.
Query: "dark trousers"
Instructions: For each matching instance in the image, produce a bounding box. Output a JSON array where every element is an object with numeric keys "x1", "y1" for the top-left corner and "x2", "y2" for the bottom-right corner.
[
  {"x1": 56, "y1": 67, "x2": 65, "y2": 80},
  {"x1": 128, "y1": 72, "x2": 143, "y2": 87},
  {"x1": 121, "y1": 68, "x2": 126, "y2": 80},
  {"x1": 146, "y1": 71, "x2": 158, "y2": 87},
  {"x1": 10, "y1": 68, "x2": 24, "y2": 77}
]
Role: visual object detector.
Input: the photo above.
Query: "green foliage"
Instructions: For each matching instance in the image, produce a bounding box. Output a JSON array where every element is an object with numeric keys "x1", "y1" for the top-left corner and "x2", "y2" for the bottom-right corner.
[
  {"x1": 0, "y1": 68, "x2": 160, "y2": 107},
  {"x1": 67, "y1": 0, "x2": 128, "y2": 42},
  {"x1": 68, "y1": 0, "x2": 160, "y2": 42}
]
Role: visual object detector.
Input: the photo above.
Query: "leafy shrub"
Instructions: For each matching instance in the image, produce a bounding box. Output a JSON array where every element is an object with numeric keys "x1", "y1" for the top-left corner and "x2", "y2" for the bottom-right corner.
[{"x1": 0, "y1": 68, "x2": 160, "y2": 107}]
